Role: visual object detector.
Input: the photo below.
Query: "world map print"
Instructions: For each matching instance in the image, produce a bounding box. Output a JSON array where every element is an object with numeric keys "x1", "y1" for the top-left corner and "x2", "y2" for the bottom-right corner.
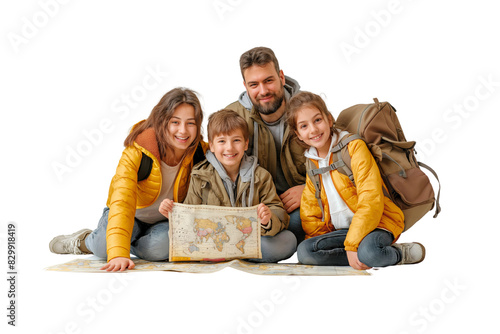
[{"x1": 169, "y1": 204, "x2": 262, "y2": 261}]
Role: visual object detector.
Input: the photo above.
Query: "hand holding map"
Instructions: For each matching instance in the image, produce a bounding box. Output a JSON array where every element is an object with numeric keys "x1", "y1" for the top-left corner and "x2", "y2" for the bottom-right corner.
[
  {"x1": 159, "y1": 198, "x2": 174, "y2": 219},
  {"x1": 257, "y1": 203, "x2": 271, "y2": 227}
]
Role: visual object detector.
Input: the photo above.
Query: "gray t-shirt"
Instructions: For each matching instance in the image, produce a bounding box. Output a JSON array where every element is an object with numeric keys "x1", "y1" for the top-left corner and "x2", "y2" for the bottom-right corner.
[{"x1": 262, "y1": 116, "x2": 290, "y2": 195}]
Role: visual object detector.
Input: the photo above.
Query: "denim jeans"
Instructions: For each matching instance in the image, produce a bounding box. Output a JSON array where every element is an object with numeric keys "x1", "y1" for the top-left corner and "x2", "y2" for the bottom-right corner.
[
  {"x1": 85, "y1": 207, "x2": 170, "y2": 261},
  {"x1": 297, "y1": 229, "x2": 401, "y2": 267},
  {"x1": 287, "y1": 208, "x2": 305, "y2": 244},
  {"x1": 86, "y1": 208, "x2": 297, "y2": 263},
  {"x1": 249, "y1": 229, "x2": 298, "y2": 263}
]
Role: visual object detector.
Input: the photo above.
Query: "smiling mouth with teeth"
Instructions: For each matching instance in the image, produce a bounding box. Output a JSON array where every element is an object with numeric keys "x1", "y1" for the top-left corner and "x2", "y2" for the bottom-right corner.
[{"x1": 310, "y1": 134, "x2": 322, "y2": 140}]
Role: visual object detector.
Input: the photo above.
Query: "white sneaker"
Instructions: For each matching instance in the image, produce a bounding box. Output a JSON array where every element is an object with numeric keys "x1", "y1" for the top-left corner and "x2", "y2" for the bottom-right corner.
[
  {"x1": 393, "y1": 242, "x2": 426, "y2": 265},
  {"x1": 49, "y1": 229, "x2": 92, "y2": 255}
]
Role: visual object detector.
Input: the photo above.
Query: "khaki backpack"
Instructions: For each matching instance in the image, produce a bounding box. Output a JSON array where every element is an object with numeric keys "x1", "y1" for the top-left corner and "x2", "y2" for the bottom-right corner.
[{"x1": 306, "y1": 98, "x2": 441, "y2": 231}]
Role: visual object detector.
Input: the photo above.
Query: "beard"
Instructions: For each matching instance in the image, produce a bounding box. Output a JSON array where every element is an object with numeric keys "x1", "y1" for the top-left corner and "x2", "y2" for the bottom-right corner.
[{"x1": 253, "y1": 86, "x2": 285, "y2": 116}]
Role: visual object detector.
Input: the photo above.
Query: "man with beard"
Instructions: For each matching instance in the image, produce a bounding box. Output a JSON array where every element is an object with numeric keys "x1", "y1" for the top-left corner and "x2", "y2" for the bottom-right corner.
[{"x1": 225, "y1": 46, "x2": 306, "y2": 244}]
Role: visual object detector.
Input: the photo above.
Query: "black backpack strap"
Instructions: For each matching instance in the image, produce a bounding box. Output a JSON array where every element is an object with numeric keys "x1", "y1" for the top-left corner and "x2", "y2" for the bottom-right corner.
[
  {"x1": 137, "y1": 153, "x2": 153, "y2": 182},
  {"x1": 193, "y1": 142, "x2": 206, "y2": 165},
  {"x1": 137, "y1": 143, "x2": 205, "y2": 182}
]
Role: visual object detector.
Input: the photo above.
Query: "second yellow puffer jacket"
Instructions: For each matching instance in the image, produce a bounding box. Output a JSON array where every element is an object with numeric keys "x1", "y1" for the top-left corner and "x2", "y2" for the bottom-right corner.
[{"x1": 300, "y1": 139, "x2": 404, "y2": 252}]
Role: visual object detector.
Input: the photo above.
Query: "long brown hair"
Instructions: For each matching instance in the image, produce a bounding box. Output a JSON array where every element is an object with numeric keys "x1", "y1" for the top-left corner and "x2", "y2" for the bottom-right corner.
[
  {"x1": 286, "y1": 91, "x2": 341, "y2": 148},
  {"x1": 124, "y1": 87, "x2": 204, "y2": 160}
]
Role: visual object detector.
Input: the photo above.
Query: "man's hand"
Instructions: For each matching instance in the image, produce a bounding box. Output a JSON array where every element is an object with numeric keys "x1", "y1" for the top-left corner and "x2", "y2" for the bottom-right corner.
[{"x1": 279, "y1": 184, "x2": 305, "y2": 213}]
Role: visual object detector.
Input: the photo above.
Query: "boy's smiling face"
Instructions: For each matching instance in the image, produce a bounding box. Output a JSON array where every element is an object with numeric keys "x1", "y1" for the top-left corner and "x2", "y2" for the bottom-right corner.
[{"x1": 209, "y1": 128, "x2": 249, "y2": 177}]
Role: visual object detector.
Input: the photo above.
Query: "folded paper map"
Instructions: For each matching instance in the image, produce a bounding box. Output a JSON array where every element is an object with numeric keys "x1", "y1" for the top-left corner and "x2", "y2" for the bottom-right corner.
[
  {"x1": 45, "y1": 258, "x2": 370, "y2": 276},
  {"x1": 169, "y1": 203, "x2": 262, "y2": 261}
]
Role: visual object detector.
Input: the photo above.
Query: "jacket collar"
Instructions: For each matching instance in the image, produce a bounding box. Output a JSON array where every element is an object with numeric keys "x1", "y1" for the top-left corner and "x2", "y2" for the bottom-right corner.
[{"x1": 304, "y1": 131, "x2": 350, "y2": 162}]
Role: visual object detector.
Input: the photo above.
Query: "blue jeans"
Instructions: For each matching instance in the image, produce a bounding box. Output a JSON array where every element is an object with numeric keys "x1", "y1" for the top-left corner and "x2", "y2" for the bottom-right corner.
[
  {"x1": 249, "y1": 230, "x2": 298, "y2": 263},
  {"x1": 297, "y1": 229, "x2": 401, "y2": 267},
  {"x1": 85, "y1": 208, "x2": 170, "y2": 261},
  {"x1": 86, "y1": 208, "x2": 297, "y2": 263},
  {"x1": 287, "y1": 208, "x2": 305, "y2": 244}
]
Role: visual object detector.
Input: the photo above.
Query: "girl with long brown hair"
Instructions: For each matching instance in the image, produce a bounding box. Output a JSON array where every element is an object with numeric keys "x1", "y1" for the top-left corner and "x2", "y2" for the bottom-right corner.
[
  {"x1": 287, "y1": 91, "x2": 425, "y2": 269},
  {"x1": 50, "y1": 87, "x2": 208, "y2": 271}
]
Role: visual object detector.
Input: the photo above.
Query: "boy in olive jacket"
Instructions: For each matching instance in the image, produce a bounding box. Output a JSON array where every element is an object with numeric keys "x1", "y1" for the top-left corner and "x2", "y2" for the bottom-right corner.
[{"x1": 160, "y1": 109, "x2": 297, "y2": 263}]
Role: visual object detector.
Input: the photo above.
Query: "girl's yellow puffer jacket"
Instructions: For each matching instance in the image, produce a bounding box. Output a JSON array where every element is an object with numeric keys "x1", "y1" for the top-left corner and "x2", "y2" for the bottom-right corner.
[
  {"x1": 105, "y1": 123, "x2": 208, "y2": 261},
  {"x1": 300, "y1": 139, "x2": 404, "y2": 252}
]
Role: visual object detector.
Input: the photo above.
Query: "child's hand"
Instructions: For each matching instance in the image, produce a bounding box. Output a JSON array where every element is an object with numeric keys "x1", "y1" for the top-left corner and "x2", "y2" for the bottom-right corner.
[
  {"x1": 346, "y1": 251, "x2": 372, "y2": 270},
  {"x1": 258, "y1": 203, "x2": 271, "y2": 227},
  {"x1": 159, "y1": 198, "x2": 174, "y2": 218},
  {"x1": 101, "y1": 257, "x2": 135, "y2": 271}
]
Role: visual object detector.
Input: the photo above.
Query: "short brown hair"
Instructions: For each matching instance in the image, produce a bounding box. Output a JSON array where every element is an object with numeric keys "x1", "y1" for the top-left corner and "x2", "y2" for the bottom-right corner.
[
  {"x1": 208, "y1": 109, "x2": 249, "y2": 142},
  {"x1": 239, "y1": 47, "x2": 280, "y2": 80},
  {"x1": 286, "y1": 91, "x2": 340, "y2": 147}
]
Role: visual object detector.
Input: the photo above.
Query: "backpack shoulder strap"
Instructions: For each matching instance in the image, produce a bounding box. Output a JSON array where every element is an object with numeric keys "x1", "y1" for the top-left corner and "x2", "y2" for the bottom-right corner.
[
  {"x1": 193, "y1": 142, "x2": 206, "y2": 165},
  {"x1": 304, "y1": 134, "x2": 363, "y2": 222},
  {"x1": 138, "y1": 142, "x2": 205, "y2": 182},
  {"x1": 329, "y1": 133, "x2": 361, "y2": 185},
  {"x1": 418, "y1": 162, "x2": 442, "y2": 218},
  {"x1": 137, "y1": 153, "x2": 153, "y2": 182},
  {"x1": 305, "y1": 159, "x2": 326, "y2": 222}
]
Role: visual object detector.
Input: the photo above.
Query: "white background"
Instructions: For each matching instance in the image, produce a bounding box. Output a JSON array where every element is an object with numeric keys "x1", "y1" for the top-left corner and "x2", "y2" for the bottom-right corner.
[{"x1": 2, "y1": 0, "x2": 499, "y2": 333}]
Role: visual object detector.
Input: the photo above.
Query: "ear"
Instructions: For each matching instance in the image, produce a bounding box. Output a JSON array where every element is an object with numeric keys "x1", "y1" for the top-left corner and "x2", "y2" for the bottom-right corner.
[
  {"x1": 209, "y1": 141, "x2": 215, "y2": 152},
  {"x1": 244, "y1": 138, "x2": 249, "y2": 151},
  {"x1": 295, "y1": 130, "x2": 304, "y2": 142},
  {"x1": 279, "y1": 70, "x2": 286, "y2": 86},
  {"x1": 328, "y1": 114, "x2": 334, "y2": 128}
]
